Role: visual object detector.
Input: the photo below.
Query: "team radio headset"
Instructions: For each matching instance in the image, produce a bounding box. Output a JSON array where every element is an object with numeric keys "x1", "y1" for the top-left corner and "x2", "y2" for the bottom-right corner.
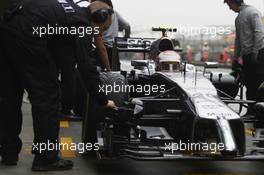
[
  {"x1": 224, "y1": 0, "x2": 243, "y2": 3},
  {"x1": 233, "y1": 0, "x2": 243, "y2": 3},
  {"x1": 74, "y1": 0, "x2": 114, "y2": 23},
  {"x1": 90, "y1": 8, "x2": 114, "y2": 23}
]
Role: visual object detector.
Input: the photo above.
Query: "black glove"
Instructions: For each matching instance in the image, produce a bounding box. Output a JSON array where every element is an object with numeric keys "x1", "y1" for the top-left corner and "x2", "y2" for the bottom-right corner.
[
  {"x1": 230, "y1": 59, "x2": 242, "y2": 77},
  {"x1": 231, "y1": 59, "x2": 242, "y2": 71},
  {"x1": 230, "y1": 59, "x2": 242, "y2": 83}
]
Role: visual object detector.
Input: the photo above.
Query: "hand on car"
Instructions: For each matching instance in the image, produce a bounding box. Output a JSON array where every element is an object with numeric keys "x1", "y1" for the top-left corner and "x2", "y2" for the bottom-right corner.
[
  {"x1": 105, "y1": 100, "x2": 116, "y2": 109},
  {"x1": 231, "y1": 59, "x2": 241, "y2": 71},
  {"x1": 231, "y1": 59, "x2": 241, "y2": 74}
]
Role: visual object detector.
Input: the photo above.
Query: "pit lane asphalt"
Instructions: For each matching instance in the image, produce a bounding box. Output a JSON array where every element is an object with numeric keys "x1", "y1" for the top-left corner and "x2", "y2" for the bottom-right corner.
[{"x1": 0, "y1": 102, "x2": 263, "y2": 175}]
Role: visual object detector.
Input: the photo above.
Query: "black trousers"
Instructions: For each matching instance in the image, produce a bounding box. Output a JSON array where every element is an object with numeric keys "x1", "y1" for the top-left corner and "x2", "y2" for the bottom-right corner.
[
  {"x1": 73, "y1": 69, "x2": 86, "y2": 117},
  {"x1": 243, "y1": 48, "x2": 264, "y2": 114},
  {"x1": 0, "y1": 47, "x2": 23, "y2": 157},
  {"x1": 58, "y1": 54, "x2": 76, "y2": 114},
  {"x1": 0, "y1": 31, "x2": 60, "y2": 156}
]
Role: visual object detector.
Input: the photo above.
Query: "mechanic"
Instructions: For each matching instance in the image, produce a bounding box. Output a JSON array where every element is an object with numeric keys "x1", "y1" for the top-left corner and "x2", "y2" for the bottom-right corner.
[
  {"x1": 58, "y1": 40, "x2": 110, "y2": 121},
  {"x1": 92, "y1": 0, "x2": 131, "y2": 71},
  {"x1": 57, "y1": 0, "x2": 112, "y2": 121},
  {"x1": 0, "y1": 0, "x2": 115, "y2": 171},
  {"x1": 224, "y1": 0, "x2": 264, "y2": 115}
]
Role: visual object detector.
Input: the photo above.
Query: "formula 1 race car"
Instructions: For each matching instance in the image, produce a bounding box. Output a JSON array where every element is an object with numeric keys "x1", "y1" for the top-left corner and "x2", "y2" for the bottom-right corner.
[{"x1": 82, "y1": 28, "x2": 264, "y2": 161}]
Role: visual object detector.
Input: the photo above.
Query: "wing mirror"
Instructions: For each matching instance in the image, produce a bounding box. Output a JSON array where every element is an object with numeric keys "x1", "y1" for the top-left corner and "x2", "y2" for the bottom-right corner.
[
  {"x1": 203, "y1": 62, "x2": 219, "y2": 75},
  {"x1": 204, "y1": 62, "x2": 219, "y2": 68}
]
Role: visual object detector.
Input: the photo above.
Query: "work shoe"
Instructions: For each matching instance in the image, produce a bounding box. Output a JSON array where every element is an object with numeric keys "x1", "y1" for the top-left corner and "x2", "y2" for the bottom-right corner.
[
  {"x1": 0, "y1": 138, "x2": 22, "y2": 166},
  {"x1": 32, "y1": 155, "x2": 73, "y2": 171}
]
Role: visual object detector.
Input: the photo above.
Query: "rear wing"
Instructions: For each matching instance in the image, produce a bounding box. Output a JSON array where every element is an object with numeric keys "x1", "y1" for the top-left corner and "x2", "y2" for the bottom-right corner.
[
  {"x1": 113, "y1": 37, "x2": 156, "y2": 52},
  {"x1": 112, "y1": 37, "x2": 156, "y2": 70},
  {"x1": 152, "y1": 27, "x2": 177, "y2": 33}
]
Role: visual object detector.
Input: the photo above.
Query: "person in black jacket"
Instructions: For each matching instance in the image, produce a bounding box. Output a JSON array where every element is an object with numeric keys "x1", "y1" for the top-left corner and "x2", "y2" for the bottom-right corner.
[
  {"x1": 58, "y1": 0, "x2": 112, "y2": 121},
  {"x1": 0, "y1": 0, "x2": 115, "y2": 171}
]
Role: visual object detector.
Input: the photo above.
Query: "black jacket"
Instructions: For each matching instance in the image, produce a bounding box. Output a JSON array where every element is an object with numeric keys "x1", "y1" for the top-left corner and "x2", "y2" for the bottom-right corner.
[{"x1": 1, "y1": 0, "x2": 108, "y2": 105}]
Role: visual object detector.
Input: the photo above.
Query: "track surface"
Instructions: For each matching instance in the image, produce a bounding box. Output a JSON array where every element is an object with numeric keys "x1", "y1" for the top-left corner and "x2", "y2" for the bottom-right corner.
[
  {"x1": 1, "y1": 67, "x2": 263, "y2": 175},
  {"x1": 0, "y1": 101, "x2": 263, "y2": 175}
]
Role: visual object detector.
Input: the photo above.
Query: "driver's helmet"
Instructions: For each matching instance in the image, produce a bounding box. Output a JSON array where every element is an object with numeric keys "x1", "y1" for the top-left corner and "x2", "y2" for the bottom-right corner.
[{"x1": 157, "y1": 50, "x2": 181, "y2": 72}]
